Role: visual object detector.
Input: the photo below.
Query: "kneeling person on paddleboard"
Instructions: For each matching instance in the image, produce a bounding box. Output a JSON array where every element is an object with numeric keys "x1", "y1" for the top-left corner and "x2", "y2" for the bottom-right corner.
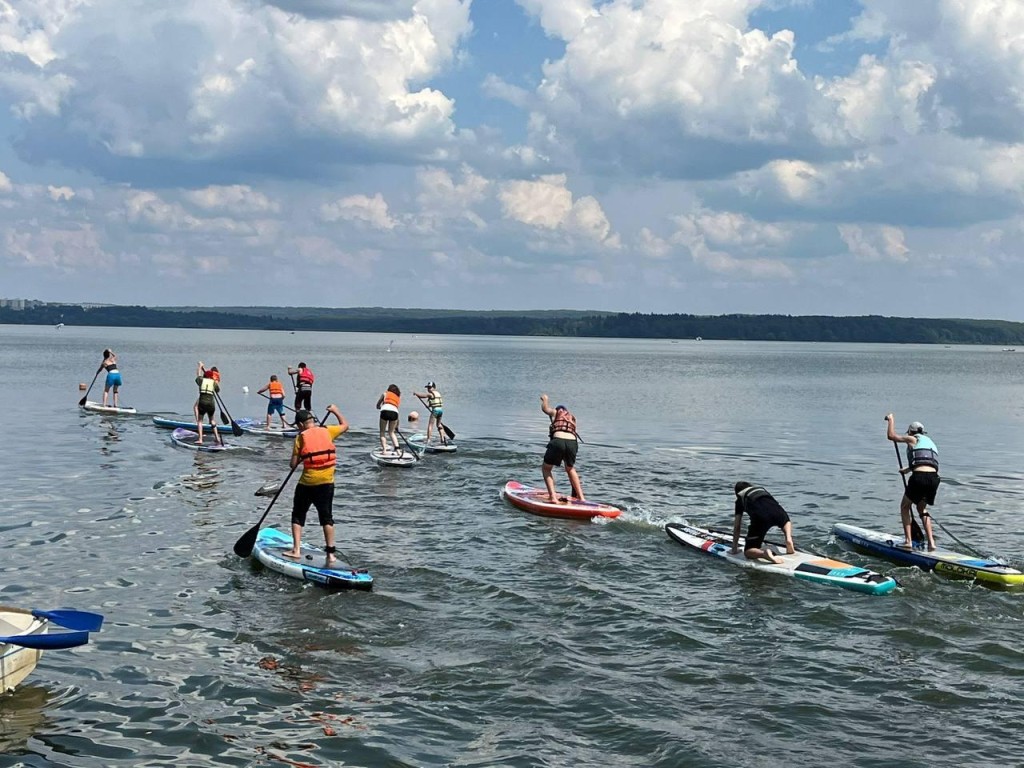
[
  {"x1": 288, "y1": 405, "x2": 348, "y2": 564},
  {"x1": 540, "y1": 394, "x2": 584, "y2": 503},
  {"x1": 732, "y1": 482, "x2": 795, "y2": 564}
]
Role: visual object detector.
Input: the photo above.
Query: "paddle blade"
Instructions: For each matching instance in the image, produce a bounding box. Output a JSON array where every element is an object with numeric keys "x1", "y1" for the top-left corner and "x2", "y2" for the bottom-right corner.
[
  {"x1": 78, "y1": 396, "x2": 88, "y2": 406},
  {"x1": 219, "y1": 410, "x2": 230, "y2": 425},
  {"x1": 0, "y1": 631, "x2": 91, "y2": 650},
  {"x1": 441, "y1": 423, "x2": 456, "y2": 440},
  {"x1": 32, "y1": 609, "x2": 104, "y2": 632},
  {"x1": 233, "y1": 525, "x2": 260, "y2": 558}
]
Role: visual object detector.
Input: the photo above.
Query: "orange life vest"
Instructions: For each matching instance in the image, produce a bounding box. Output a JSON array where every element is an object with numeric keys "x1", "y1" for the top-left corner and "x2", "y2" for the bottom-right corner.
[
  {"x1": 268, "y1": 380, "x2": 284, "y2": 398},
  {"x1": 299, "y1": 426, "x2": 336, "y2": 470},
  {"x1": 383, "y1": 391, "x2": 400, "y2": 408},
  {"x1": 549, "y1": 408, "x2": 577, "y2": 438}
]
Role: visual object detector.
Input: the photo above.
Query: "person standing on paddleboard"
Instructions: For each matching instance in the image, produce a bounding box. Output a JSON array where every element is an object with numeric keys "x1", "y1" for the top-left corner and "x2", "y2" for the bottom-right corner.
[
  {"x1": 414, "y1": 381, "x2": 446, "y2": 444},
  {"x1": 886, "y1": 414, "x2": 939, "y2": 551},
  {"x1": 286, "y1": 405, "x2": 348, "y2": 564},
  {"x1": 288, "y1": 362, "x2": 315, "y2": 412},
  {"x1": 375, "y1": 384, "x2": 402, "y2": 454},
  {"x1": 193, "y1": 362, "x2": 223, "y2": 447},
  {"x1": 732, "y1": 482, "x2": 796, "y2": 564},
  {"x1": 540, "y1": 394, "x2": 585, "y2": 503},
  {"x1": 101, "y1": 349, "x2": 122, "y2": 408},
  {"x1": 257, "y1": 374, "x2": 289, "y2": 430}
]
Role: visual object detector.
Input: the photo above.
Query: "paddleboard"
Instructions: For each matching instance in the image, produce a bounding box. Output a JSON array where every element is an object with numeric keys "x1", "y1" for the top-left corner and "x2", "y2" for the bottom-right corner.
[
  {"x1": 832, "y1": 523, "x2": 1024, "y2": 590},
  {"x1": 371, "y1": 449, "x2": 418, "y2": 467},
  {"x1": 666, "y1": 522, "x2": 897, "y2": 595},
  {"x1": 169, "y1": 428, "x2": 236, "y2": 452},
  {"x1": 81, "y1": 401, "x2": 137, "y2": 415},
  {"x1": 153, "y1": 416, "x2": 237, "y2": 433},
  {"x1": 501, "y1": 480, "x2": 621, "y2": 520},
  {"x1": 407, "y1": 433, "x2": 458, "y2": 453},
  {"x1": 239, "y1": 421, "x2": 298, "y2": 438},
  {"x1": 252, "y1": 528, "x2": 373, "y2": 590}
]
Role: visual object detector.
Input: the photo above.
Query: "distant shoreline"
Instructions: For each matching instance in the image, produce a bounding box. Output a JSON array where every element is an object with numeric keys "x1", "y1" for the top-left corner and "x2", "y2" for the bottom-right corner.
[{"x1": 3, "y1": 303, "x2": 1024, "y2": 345}]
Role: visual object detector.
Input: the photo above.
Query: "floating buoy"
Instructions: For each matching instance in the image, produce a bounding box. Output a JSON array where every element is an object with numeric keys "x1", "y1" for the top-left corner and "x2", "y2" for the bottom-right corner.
[
  {"x1": 78, "y1": 383, "x2": 87, "y2": 391},
  {"x1": 242, "y1": 385, "x2": 249, "y2": 393},
  {"x1": 408, "y1": 411, "x2": 420, "y2": 422}
]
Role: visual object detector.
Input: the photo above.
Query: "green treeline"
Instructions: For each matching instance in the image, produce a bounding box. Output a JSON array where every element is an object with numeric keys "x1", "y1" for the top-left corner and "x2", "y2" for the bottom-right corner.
[{"x1": 4, "y1": 304, "x2": 1024, "y2": 345}]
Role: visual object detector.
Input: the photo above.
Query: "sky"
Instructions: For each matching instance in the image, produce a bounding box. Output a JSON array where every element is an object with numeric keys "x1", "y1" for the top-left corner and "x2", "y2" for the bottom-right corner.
[{"x1": 2, "y1": 0, "x2": 1024, "y2": 318}]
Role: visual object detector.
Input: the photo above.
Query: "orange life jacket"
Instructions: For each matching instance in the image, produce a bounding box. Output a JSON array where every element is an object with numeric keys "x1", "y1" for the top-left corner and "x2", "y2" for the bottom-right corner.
[
  {"x1": 268, "y1": 380, "x2": 284, "y2": 398},
  {"x1": 549, "y1": 408, "x2": 577, "y2": 438},
  {"x1": 383, "y1": 391, "x2": 400, "y2": 408},
  {"x1": 299, "y1": 426, "x2": 336, "y2": 470}
]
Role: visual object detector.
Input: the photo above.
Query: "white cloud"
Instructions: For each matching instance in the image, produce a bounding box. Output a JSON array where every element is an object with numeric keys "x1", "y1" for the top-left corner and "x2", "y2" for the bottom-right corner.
[
  {"x1": 184, "y1": 185, "x2": 279, "y2": 214},
  {"x1": 47, "y1": 185, "x2": 74, "y2": 201},
  {"x1": 320, "y1": 192, "x2": 397, "y2": 230},
  {"x1": 839, "y1": 224, "x2": 910, "y2": 263},
  {"x1": 0, "y1": 171, "x2": 12, "y2": 194}
]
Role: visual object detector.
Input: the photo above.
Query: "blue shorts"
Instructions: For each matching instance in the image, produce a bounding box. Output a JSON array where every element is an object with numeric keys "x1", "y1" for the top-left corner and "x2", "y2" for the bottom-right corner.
[
  {"x1": 105, "y1": 372, "x2": 122, "y2": 388},
  {"x1": 267, "y1": 398, "x2": 285, "y2": 416},
  {"x1": 431, "y1": 408, "x2": 443, "y2": 419}
]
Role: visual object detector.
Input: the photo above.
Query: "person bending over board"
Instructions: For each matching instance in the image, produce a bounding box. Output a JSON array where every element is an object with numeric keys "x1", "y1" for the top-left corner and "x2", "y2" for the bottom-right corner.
[
  {"x1": 732, "y1": 482, "x2": 795, "y2": 564},
  {"x1": 101, "y1": 348, "x2": 122, "y2": 407},
  {"x1": 540, "y1": 394, "x2": 585, "y2": 503},
  {"x1": 193, "y1": 362, "x2": 223, "y2": 447},
  {"x1": 375, "y1": 385, "x2": 402, "y2": 454},
  {"x1": 258, "y1": 374, "x2": 290, "y2": 430},
  {"x1": 286, "y1": 405, "x2": 349, "y2": 563},
  {"x1": 886, "y1": 413, "x2": 939, "y2": 551}
]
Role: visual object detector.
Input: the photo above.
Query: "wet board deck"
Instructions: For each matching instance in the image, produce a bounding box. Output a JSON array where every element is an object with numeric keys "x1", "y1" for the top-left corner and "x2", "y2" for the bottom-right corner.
[
  {"x1": 407, "y1": 434, "x2": 458, "y2": 453},
  {"x1": 832, "y1": 523, "x2": 1024, "y2": 590},
  {"x1": 169, "y1": 428, "x2": 238, "y2": 452},
  {"x1": 153, "y1": 416, "x2": 238, "y2": 433},
  {"x1": 81, "y1": 401, "x2": 137, "y2": 415},
  {"x1": 371, "y1": 449, "x2": 418, "y2": 467},
  {"x1": 501, "y1": 480, "x2": 621, "y2": 520},
  {"x1": 665, "y1": 522, "x2": 898, "y2": 595},
  {"x1": 239, "y1": 421, "x2": 298, "y2": 438},
  {"x1": 252, "y1": 528, "x2": 373, "y2": 590}
]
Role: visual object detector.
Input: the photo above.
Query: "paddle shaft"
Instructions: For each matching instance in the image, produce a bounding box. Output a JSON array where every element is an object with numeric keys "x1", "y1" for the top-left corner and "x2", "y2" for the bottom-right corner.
[
  {"x1": 415, "y1": 394, "x2": 455, "y2": 440},
  {"x1": 259, "y1": 391, "x2": 298, "y2": 414},
  {"x1": 395, "y1": 428, "x2": 421, "y2": 461},
  {"x1": 233, "y1": 411, "x2": 330, "y2": 558},
  {"x1": 78, "y1": 365, "x2": 103, "y2": 406}
]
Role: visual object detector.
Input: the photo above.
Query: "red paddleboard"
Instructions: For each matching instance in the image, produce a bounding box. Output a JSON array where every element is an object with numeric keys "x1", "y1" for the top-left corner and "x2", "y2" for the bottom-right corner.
[{"x1": 501, "y1": 481, "x2": 621, "y2": 520}]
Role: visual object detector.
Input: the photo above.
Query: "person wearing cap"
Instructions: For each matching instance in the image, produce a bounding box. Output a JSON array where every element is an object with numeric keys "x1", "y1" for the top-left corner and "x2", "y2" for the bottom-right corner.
[
  {"x1": 731, "y1": 482, "x2": 796, "y2": 564},
  {"x1": 886, "y1": 413, "x2": 939, "y2": 551},
  {"x1": 414, "y1": 381, "x2": 445, "y2": 444},
  {"x1": 284, "y1": 404, "x2": 349, "y2": 563},
  {"x1": 540, "y1": 393, "x2": 584, "y2": 503}
]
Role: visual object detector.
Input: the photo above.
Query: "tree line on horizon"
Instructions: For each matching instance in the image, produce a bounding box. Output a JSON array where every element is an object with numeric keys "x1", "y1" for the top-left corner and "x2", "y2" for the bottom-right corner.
[{"x1": 3, "y1": 303, "x2": 1024, "y2": 345}]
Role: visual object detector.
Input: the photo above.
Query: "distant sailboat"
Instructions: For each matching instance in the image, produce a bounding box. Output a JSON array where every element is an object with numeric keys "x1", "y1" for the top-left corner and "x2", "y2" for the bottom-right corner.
[
  {"x1": 55, "y1": 323, "x2": 64, "y2": 330},
  {"x1": 386, "y1": 339, "x2": 394, "y2": 353}
]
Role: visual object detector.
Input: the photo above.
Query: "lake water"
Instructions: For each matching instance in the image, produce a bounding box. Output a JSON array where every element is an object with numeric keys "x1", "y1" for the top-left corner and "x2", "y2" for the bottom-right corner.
[{"x1": 1, "y1": 324, "x2": 1024, "y2": 767}]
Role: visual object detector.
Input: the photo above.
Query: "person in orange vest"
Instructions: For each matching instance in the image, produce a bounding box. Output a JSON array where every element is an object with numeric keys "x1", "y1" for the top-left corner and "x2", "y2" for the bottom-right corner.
[
  {"x1": 375, "y1": 384, "x2": 402, "y2": 454},
  {"x1": 257, "y1": 374, "x2": 290, "y2": 430},
  {"x1": 540, "y1": 393, "x2": 584, "y2": 503},
  {"x1": 287, "y1": 362, "x2": 315, "y2": 411},
  {"x1": 284, "y1": 405, "x2": 348, "y2": 563}
]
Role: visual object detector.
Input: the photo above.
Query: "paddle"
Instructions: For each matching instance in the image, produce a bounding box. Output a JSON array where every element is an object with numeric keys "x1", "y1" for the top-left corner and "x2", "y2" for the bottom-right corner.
[
  {"x1": 78, "y1": 366, "x2": 103, "y2": 407},
  {"x1": 415, "y1": 394, "x2": 456, "y2": 441},
  {"x1": 0, "y1": 631, "x2": 91, "y2": 650},
  {"x1": 233, "y1": 411, "x2": 329, "y2": 558},
  {"x1": 31, "y1": 608, "x2": 104, "y2": 632},
  {"x1": 891, "y1": 439, "x2": 925, "y2": 543},
  {"x1": 395, "y1": 428, "x2": 421, "y2": 461},
  {"x1": 214, "y1": 391, "x2": 244, "y2": 437}
]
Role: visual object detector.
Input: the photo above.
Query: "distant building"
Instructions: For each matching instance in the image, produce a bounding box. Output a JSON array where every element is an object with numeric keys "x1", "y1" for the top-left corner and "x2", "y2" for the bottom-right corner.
[{"x1": 0, "y1": 299, "x2": 45, "y2": 310}]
